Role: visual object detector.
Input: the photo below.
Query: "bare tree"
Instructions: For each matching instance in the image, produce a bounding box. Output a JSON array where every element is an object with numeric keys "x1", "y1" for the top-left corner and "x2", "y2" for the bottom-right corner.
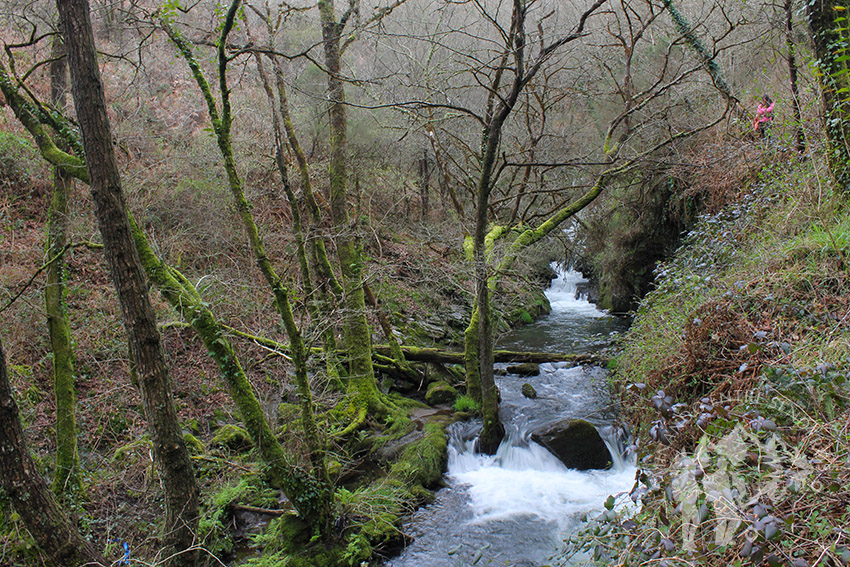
[
  {"x1": 0, "y1": 335, "x2": 107, "y2": 567},
  {"x1": 56, "y1": 0, "x2": 199, "y2": 564}
]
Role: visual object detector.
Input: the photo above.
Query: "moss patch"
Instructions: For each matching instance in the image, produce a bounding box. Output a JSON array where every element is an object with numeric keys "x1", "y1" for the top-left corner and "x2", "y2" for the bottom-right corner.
[{"x1": 211, "y1": 424, "x2": 253, "y2": 452}]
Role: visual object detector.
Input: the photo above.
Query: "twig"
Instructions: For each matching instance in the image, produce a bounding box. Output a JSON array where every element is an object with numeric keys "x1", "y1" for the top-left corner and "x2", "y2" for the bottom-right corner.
[{"x1": 0, "y1": 241, "x2": 102, "y2": 314}]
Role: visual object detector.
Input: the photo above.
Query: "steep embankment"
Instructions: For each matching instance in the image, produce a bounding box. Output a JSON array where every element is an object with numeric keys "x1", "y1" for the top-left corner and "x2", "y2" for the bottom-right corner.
[{"x1": 562, "y1": 155, "x2": 850, "y2": 566}]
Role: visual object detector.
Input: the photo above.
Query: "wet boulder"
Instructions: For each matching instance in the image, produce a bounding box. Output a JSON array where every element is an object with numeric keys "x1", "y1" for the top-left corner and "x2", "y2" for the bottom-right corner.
[
  {"x1": 530, "y1": 419, "x2": 612, "y2": 471},
  {"x1": 521, "y1": 383, "x2": 538, "y2": 399},
  {"x1": 506, "y1": 363, "x2": 540, "y2": 376}
]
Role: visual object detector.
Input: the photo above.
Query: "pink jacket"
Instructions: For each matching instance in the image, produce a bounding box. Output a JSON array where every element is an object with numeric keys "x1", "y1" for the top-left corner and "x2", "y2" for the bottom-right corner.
[{"x1": 755, "y1": 102, "x2": 774, "y2": 124}]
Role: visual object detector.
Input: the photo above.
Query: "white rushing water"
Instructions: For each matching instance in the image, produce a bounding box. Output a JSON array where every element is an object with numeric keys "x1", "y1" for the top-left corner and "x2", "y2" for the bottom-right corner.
[{"x1": 387, "y1": 266, "x2": 636, "y2": 567}]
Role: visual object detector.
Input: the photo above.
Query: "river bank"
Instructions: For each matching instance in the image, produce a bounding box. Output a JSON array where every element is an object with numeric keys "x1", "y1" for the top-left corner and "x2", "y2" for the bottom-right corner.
[{"x1": 561, "y1": 156, "x2": 850, "y2": 566}]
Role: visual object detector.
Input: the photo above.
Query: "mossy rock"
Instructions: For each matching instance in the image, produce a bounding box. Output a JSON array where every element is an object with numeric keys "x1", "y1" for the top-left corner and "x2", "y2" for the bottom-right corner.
[
  {"x1": 425, "y1": 380, "x2": 457, "y2": 405},
  {"x1": 521, "y1": 383, "x2": 538, "y2": 399},
  {"x1": 507, "y1": 363, "x2": 540, "y2": 376},
  {"x1": 531, "y1": 419, "x2": 612, "y2": 471},
  {"x1": 183, "y1": 432, "x2": 205, "y2": 455},
  {"x1": 211, "y1": 424, "x2": 252, "y2": 452}
]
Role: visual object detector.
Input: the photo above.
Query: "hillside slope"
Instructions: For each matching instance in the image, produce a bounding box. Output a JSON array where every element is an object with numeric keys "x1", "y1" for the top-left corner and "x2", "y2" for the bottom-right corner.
[{"x1": 563, "y1": 151, "x2": 850, "y2": 566}]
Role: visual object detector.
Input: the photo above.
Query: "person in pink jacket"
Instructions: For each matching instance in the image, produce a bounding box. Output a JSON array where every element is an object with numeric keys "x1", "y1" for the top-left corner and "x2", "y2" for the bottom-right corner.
[{"x1": 753, "y1": 95, "x2": 774, "y2": 138}]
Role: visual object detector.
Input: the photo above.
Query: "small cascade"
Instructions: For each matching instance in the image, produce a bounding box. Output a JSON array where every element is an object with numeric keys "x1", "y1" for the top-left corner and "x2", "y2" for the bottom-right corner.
[
  {"x1": 388, "y1": 266, "x2": 634, "y2": 567},
  {"x1": 545, "y1": 265, "x2": 604, "y2": 317},
  {"x1": 446, "y1": 419, "x2": 635, "y2": 527}
]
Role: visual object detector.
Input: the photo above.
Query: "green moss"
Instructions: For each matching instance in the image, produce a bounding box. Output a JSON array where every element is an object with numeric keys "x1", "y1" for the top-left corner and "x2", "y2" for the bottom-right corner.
[
  {"x1": 521, "y1": 383, "x2": 538, "y2": 399},
  {"x1": 389, "y1": 422, "x2": 448, "y2": 488},
  {"x1": 211, "y1": 424, "x2": 253, "y2": 452},
  {"x1": 425, "y1": 380, "x2": 457, "y2": 405},
  {"x1": 182, "y1": 432, "x2": 205, "y2": 455}
]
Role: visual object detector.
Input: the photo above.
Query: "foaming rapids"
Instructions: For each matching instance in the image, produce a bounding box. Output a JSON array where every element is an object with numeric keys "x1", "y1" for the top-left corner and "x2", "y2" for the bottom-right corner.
[
  {"x1": 447, "y1": 423, "x2": 636, "y2": 527},
  {"x1": 545, "y1": 264, "x2": 606, "y2": 317},
  {"x1": 388, "y1": 265, "x2": 634, "y2": 567}
]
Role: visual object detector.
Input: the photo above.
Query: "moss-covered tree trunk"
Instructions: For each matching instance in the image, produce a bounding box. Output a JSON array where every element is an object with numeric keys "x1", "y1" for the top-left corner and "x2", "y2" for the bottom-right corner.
[
  {"x1": 45, "y1": 35, "x2": 80, "y2": 499},
  {"x1": 473, "y1": 118, "x2": 506, "y2": 455},
  {"x1": 129, "y1": 217, "x2": 332, "y2": 533},
  {"x1": 57, "y1": 1, "x2": 199, "y2": 564},
  {"x1": 0, "y1": 336, "x2": 108, "y2": 567},
  {"x1": 808, "y1": 0, "x2": 850, "y2": 189},
  {"x1": 318, "y1": 0, "x2": 386, "y2": 419},
  {"x1": 661, "y1": 0, "x2": 741, "y2": 113},
  {"x1": 161, "y1": 5, "x2": 333, "y2": 533},
  {"x1": 463, "y1": 307, "x2": 482, "y2": 403}
]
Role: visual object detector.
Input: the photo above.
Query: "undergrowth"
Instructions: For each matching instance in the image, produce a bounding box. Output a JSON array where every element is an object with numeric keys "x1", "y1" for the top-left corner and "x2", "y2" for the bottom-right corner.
[{"x1": 561, "y1": 154, "x2": 850, "y2": 566}]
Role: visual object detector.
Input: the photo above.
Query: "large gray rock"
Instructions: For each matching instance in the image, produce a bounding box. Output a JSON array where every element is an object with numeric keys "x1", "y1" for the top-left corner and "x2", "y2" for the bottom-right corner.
[{"x1": 531, "y1": 419, "x2": 612, "y2": 470}]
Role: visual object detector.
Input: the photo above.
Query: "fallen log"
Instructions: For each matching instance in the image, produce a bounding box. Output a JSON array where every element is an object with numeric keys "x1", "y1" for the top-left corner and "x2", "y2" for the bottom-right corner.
[
  {"x1": 373, "y1": 345, "x2": 605, "y2": 366},
  {"x1": 217, "y1": 328, "x2": 606, "y2": 367}
]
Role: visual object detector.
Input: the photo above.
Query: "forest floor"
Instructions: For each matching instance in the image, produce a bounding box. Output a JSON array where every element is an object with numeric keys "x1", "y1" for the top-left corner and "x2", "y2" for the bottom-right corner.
[
  {"x1": 0, "y1": 129, "x2": 556, "y2": 567},
  {"x1": 560, "y1": 148, "x2": 850, "y2": 566}
]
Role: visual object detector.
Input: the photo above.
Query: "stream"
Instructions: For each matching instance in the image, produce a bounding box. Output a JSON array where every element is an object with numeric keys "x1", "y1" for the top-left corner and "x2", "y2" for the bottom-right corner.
[{"x1": 385, "y1": 267, "x2": 636, "y2": 567}]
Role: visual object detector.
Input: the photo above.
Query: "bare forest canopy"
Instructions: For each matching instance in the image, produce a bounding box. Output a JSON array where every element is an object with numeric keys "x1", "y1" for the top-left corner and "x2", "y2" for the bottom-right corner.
[{"x1": 0, "y1": 0, "x2": 841, "y2": 565}]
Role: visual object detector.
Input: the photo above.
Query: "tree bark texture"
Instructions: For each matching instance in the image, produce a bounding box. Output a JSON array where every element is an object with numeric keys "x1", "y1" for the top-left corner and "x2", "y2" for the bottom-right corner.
[
  {"x1": 808, "y1": 0, "x2": 850, "y2": 189},
  {"x1": 46, "y1": 35, "x2": 80, "y2": 499},
  {"x1": 0, "y1": 336, "x2": 107, "y2": 567},
  {"x1": 56, "y1": 1, "x2": 199, "y2": 564}
]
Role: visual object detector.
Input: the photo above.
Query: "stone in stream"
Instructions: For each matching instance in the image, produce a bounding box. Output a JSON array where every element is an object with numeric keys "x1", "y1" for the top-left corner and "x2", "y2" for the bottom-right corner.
[
  {"x1": 521, "y1": 382, "x2": 538, "y2": 399},
  {"x1": 506, "y1": 362, "x2": 540, "y2": 376},
  {"x1": 530, "y1": 418, "x2": 613, "y2": 471}
]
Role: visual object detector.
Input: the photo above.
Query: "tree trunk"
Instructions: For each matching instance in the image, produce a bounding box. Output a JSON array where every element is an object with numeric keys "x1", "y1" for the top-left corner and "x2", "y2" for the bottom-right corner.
[
  {"x1": 473, "y1": 120, "x2": 505, "y2": 455},
  {"x1": 808, "y1": 0, "x2": 850, "y2": 188},
  {"x1": 161, "y1": 7, "x2": 333, "y2": 534},
  {"x1": 56, "y1": 1, "x2": 199, "y2": 564},
  {"x1": 318, "y1": 0, "x2": 386, "y2": 417},
  {"x1": 463, "y1": 305, "x2": 482, "y2": 402},
  {"x1": 786, "y1": 0, "x2": 805, "y2": 153},
  {"x1": 46, "y1": 35, "x2": 80, "y2": 499},
  {"x1": 0, "y1": 336, "x2": 107, "y2": 567}
]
